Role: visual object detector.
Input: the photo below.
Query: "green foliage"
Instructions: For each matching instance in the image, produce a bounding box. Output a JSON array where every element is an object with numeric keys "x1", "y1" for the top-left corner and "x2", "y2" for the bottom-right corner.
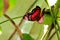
[
  {"x1": 57, "y1": 8, "x2": 60, "y2": 17},
  {"x1": 0, "y1": 26, "x2": 2, "y2": 35},
  {"x1": 45, "y1": 0, "x2": 48, "y2": 6},
  {"x1": 57, "y1": 8, "x2": 60, "y2": 21},
  {"x1": 9, "y1": 0, "x2": 16, "y2": 10},
  {"x1": 56, "y1": 0, "x2": 60, "y2": 8},
  {"x1": 23, "y1": 34, "x2": 34, "y2": 40},
  {"x1": 0, "y1": 0, "x2": 3, "y2": 17}
]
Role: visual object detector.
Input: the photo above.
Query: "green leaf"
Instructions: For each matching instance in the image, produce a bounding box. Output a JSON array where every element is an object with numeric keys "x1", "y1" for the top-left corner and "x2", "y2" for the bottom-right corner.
[
  {"x1": 23, "y1": 34, "x2": 34, "y2": 40},
  {"x1": 57, "y1": 8, "x2": 60, "y2": 21},
  {"x1": 56, "y1": 0, "x2": 60, "y2": 8},
  {"x1": 0, "y1": 0, "x2": 3, "y2": 17},
  {"x1": 57, "y1": 8, "x2": 60, "y2": 17},
  {"x1": 43, "y1": 14, "x2": 52, "y2": 25},
  {"x1": 0, "y1": 10, "x2": 3, "y2": 17},
  {"x1": 45, "y1": 0, "x2": 48, "y2": 5},
  {"x1": 0, "y1": 26, "x2": 2, "y2": 35},
  {"x1": 9, "y1": 0, "x2": 16, "y2": 10}
]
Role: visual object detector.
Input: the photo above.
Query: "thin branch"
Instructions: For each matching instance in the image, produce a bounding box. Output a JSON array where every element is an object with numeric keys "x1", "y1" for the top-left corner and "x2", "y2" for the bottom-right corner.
[
  {"x1": 46, "y1": 23, "x2": 54, "y2": 40},
  {"x1": 8, "y1": 29, "x2": 17, "y2": 40},
  {"x1": 48, "y1": 31, "x2": 56, "y2": 40},
  {"x1": 3, "y1": 14, "x2": 23, "y2": 40},
  {"x1": 8, "y1": 18, "x2": 23, "y2": 40},
  {"x1": 0, "y1": 16, "x2": 23, "y2": 24},
  {"x1": 55, "y1": 20, "x2": 60, "y2": 32},
  {"x1": 48, "y1": 28, "x2": 60, "y2": 40},
  {"x1": 54, "y1": 22, "x2": 60, "y2": 40}
]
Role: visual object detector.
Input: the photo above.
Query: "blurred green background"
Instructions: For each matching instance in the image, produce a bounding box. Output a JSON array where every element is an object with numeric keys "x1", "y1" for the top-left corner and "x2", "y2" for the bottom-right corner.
[{"x1": 0, "y1": 0, "x2": 59, "y2": 40}]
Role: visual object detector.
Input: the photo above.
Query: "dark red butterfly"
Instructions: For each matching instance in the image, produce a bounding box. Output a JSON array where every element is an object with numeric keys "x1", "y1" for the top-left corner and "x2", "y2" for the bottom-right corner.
[{"x1": 23, "y1": 6, "x2": 45, "y2": 23}]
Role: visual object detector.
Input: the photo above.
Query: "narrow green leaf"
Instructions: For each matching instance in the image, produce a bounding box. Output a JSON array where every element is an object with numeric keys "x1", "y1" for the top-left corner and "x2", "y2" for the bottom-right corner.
[
  {"x1": 57, "y1": 8, "x2": 60, "y2": 21},
  {"x1": 23, "y1": 34, "x2": 34, "y2": 40},
  {"x1": 57, "y1": 8, "x2": 60, "y2": 17},
  {"x1": 45, "y1": 0, "x2": 48, "y2": 5}
]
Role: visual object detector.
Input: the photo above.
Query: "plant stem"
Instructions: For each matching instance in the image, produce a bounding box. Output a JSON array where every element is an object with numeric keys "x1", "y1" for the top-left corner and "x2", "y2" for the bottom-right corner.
[
  {"x1": 0, "y1": 16, "x2": 23, "y2": 24},
  {"x1": 48, "y1": 24, "x2": 60, "y2": 40},
  {"x1": 46, "y1": 23, "x2": 54, "y2": 40},
  {"x1": 54, "y1": 22, "x2": 60, "y2": 40},
  {"x1": 3, "y1": 14, "x2": 23, "y2": 40},
  {"x1": 55, "y1": 20, "x2": 60, "y2": 32},
  {"x1": 49, "y1": 6, "x2": 60, "y2": 40},
  {"x1": 0, "y1": 16, "x2": 23, "y2": 40},
  {"x1": 8, "y1": 18, "x2": 23, "y2": 40},
  {"x1": 48, "y1": 31, "x2": 56, "y2": 40},
  {"x1": 8, "y1": 29, "x2": 17, "y2": 40}
]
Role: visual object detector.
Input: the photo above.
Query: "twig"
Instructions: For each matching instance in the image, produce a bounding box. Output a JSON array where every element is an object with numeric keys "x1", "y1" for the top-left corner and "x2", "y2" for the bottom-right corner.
[
  {"x1": 46, "y1": 23, "x2": 54, "y2": 40},
  {"x1": 8, "y1": 29, "x2": 17, "y2": 40},
  {"x1": 8, "y1": 18, "x2": 23, "y2": 40},
  {"x1": 54, "y1": 22, "x2": 60, "y2": 40},
  {"x1": 55, "y1": 20, "x2": 60, "y2": 32},
  {"x1": 49, "y1": 28, "x2": 60, "y2": 40},
  {"x1": 3, "y1": 14, "x2": 23, "y2": 40},
  {"x1": 0, "y1": 16, "x2": 23, "y2": 24},
  {"x1": 48, "y1": 31, "x2": 56, "y2": 40}
]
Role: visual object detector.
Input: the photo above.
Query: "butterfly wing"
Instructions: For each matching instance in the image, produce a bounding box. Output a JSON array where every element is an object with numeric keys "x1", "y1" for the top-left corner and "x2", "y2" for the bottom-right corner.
[{"x1": 31, "y1": 6, "x2": 41, "y2": 21}]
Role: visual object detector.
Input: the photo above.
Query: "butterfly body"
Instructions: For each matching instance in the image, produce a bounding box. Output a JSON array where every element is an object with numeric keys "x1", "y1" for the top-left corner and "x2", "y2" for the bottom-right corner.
[{"x1": 31, "y1": 6, "x2": 41, "y2": 21}]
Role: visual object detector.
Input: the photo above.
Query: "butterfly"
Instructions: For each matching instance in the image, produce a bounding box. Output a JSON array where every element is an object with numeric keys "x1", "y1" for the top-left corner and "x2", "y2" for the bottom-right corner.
[{"x1": 23, "y1": 6, "x2": 45, "y2": 23}]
